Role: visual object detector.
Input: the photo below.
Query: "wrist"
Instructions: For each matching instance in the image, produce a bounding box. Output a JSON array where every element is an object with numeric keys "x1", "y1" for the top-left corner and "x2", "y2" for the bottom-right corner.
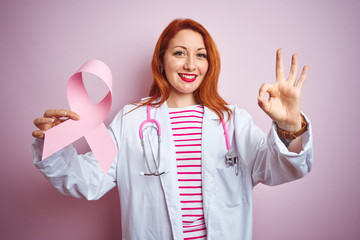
[
  {"x1": 276, "y1": 115, "x2": 302, "y2": 132},
  {"x1": 276, "y1": 114, "x2": 308, "y2": 141}
]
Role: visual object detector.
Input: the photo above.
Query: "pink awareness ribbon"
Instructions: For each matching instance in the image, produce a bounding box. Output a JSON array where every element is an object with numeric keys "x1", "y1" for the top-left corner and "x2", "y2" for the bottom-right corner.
[{"x1": 42, "y1": 59, "x2": 118, "y2": 175}]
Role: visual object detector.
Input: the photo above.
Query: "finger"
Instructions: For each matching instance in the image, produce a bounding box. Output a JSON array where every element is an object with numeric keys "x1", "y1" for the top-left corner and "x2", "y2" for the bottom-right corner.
[
  {"x1": 32, "y1": 130, "x2": 45, "y2": 139},
  {"x1": 287, "y1": 53, "x2": 298, "y2": 85},
  {"x1": 258, "y1": 83, "x2": 277, "y2": 114},
  {"x1": 259, "y1": 82, "x2": 276, "y2": 98},
  {"x1": 44, "y1": 109, "x2": 80, "y2": 120},
  {"x1": 33, "y1": 117, "x2": 55, "y2": 129},
  {"x1": 276, "y1": 48, "x2": 286, "y2": 82},
  {"x1": 296, "y1": 65, "x2": 309, "y2": 90}
]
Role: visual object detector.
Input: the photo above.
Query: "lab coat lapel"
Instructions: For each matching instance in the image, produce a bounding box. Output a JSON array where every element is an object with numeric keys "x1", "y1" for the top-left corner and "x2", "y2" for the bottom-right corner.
[
  {"x1": 202, "y1": 106, "x2": 220, "y2": 227},
  {"x1": 153, "y1": 102, "x2": 184, "y2": 240}
]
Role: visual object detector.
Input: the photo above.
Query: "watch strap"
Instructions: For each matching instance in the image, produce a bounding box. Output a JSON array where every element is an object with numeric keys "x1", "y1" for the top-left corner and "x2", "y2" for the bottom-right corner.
[{"x1": 276, "y1": 114, "x2": 308, "y2": 140}]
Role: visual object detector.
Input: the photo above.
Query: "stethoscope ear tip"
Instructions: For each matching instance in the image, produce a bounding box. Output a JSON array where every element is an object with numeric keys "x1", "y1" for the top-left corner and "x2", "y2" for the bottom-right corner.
[{"x1": 139, "y1": 172, "x2": 145, "y2": 176}]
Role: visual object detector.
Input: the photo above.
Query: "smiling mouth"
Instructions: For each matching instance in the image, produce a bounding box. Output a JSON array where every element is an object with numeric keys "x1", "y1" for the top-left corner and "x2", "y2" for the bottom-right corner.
[{"x1": 178, "y1": 73, "x2": 198, "y2": 82}]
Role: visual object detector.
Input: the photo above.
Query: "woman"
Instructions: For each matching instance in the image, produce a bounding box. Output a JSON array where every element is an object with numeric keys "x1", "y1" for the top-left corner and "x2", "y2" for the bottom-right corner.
[{"x1": 32, "y1": 19, "x2": 313, "y2": 240}]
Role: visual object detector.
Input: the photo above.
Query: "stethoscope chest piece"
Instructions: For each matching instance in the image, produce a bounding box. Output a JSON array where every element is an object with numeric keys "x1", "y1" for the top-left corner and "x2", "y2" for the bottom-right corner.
[
  {"x1": 222, "y1": 118, "x2": 239, "y2": 176},
  {"x1": 225, "y1": 151, "x2": 239, "y2": 176}
]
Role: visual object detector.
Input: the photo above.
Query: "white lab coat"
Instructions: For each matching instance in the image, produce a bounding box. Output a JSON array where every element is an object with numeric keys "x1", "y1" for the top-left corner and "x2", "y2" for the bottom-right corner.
[{"x1": 32, "y1": 102, "x2": 313, "y2": 240}]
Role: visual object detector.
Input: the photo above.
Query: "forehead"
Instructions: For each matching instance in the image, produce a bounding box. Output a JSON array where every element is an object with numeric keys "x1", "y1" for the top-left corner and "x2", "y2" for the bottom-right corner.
[{"x1": 168, "y1": 29, "x2": 205, "y2": 49}]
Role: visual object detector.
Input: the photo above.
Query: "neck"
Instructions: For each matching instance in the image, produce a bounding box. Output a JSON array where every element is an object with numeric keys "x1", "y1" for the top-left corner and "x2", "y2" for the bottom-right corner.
[{"x1": 167, "y1": 91, "x2": 197, "y2": 108}]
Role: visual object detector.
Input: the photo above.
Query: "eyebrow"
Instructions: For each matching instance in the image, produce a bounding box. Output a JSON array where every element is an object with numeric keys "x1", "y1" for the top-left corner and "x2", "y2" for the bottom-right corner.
[{"x1": 172, "y1": 45, "x2": 206, "y2": 51}]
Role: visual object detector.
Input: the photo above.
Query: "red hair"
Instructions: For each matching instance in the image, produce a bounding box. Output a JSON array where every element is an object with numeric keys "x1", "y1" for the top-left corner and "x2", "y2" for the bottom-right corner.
[{"x1": 136, "y1": 18, "x2": 232, "y2": 120}]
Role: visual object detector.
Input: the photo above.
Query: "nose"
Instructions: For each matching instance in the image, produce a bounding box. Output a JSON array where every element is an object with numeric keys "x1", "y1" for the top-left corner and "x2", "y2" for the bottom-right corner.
[{"x1": 184, "y1": 56, "x2": 195, "y2": 71}]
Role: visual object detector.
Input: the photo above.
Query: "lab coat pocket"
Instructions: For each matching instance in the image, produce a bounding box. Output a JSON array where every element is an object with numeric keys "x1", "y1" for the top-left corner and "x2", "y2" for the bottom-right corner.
[{"x1": 215, "y1": 165, "x2": 247, "y2": 208}]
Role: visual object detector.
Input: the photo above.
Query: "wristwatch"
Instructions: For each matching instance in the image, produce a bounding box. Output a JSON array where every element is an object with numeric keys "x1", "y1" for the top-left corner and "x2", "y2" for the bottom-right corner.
[{"x1": 276, "y1": 114, "x2": 308, "y2": 141}]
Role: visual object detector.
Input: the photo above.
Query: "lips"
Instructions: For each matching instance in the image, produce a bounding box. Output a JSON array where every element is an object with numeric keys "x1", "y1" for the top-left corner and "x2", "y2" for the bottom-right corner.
[{"x1": 178, "y1": 73, "x2": 198, "y2": 82}]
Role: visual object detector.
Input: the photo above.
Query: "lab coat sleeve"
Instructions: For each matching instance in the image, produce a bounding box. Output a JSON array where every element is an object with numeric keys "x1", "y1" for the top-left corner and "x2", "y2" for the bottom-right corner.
[
  {"x1": 32, "y1": 108, "x2": 125, "y2": 200},
  {"x1": 233, "y1": 107, "x2": 313, "y2": 186}
]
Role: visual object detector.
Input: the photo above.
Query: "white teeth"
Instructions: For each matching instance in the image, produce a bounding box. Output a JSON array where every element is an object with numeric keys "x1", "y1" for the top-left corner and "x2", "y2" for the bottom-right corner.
[
  {"x1": 180, "y1": 74, "x2": 196, "y2": 79},
  {"x1": 183, "y1": 75, "x2": 194, "y2": 79}
]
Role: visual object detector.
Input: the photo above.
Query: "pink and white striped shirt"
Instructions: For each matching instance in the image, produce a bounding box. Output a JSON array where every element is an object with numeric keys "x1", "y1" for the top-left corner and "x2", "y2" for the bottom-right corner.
[{"x1": 169, "y1": 105, "x2": 207, "y2": 240}]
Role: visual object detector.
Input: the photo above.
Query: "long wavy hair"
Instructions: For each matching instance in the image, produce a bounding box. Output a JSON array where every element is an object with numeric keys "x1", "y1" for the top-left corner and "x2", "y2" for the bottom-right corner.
[{"x1": 136, "y1": 18, "x2": 232, "y2": 120}]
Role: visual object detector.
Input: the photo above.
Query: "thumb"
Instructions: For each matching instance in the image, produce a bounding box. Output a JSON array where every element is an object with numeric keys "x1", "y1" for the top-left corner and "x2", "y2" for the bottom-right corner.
[{"x1": 257, "y1": 95, "x2": 271, "y2": 114}]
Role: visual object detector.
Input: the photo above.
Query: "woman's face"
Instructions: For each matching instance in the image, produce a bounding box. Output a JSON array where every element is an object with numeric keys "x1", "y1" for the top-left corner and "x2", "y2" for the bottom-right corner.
[{"x1": 163, "y1": 29, "x2": 209, "y2": 98}]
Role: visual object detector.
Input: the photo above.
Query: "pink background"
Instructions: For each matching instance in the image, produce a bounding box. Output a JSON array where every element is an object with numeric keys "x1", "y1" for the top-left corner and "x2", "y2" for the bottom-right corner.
[{"x1": 1, "y1": 0, "x2": 359, "y2": 239}]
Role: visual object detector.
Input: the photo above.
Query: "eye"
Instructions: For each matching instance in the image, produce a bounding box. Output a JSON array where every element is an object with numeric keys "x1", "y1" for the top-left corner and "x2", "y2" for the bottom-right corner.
[
  {"x1": 174, "y1": 51, "x2": 185, "y2": 57},
  {"x1": 197, "y1": 53, "x2": 207, "y2": 59}
]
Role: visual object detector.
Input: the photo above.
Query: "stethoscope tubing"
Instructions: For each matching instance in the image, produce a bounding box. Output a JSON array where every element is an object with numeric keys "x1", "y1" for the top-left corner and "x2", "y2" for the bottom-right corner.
[
  {"x1": 139, "y1": 105, "x2": 161, "y2": 139},
  {"x1": 139, "y1": 105, "x2": 238, "y2": 176},
  {"x1": 221, "y1": 118, "x2": 231, "y2": 151}
]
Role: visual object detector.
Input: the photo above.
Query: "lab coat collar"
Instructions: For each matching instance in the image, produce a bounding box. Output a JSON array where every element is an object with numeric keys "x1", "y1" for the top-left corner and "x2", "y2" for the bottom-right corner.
[{"x1": 204, "y1": 106, "x2": 221, "y2": 120}]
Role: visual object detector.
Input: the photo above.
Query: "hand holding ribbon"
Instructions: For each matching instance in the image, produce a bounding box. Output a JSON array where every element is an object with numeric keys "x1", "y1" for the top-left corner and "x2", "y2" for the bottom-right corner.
[{"x1": 36, "y1": 60, "x2": 118, "y2": 175}]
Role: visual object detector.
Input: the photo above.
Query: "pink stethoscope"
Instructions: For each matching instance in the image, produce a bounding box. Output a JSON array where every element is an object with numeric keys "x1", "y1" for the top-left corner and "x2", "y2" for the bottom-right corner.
[{"x1": 139, "y1": 105, "x2": 239, "y2": 176}]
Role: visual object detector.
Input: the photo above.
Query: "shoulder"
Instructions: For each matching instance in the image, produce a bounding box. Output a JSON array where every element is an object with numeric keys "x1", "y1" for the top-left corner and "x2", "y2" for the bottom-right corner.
[
  {"x1": 204, "y1": 104, "x2": 252, "y2": 123},
  {"x1": 121, "y1": 103, "x2": 146, "y2": 119},
  {"x1": 111, "y1": 100, "x2": 148, "y2": 123},
  {"x1": 226, "y1": 104, "x2": 252, "y2": 122},
  {"x1": 108, "y1": 102, "x2": 147, "y2": 134},
  {"x1": 227, "y1": 105, "x2": 265, "y2": 140}
]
